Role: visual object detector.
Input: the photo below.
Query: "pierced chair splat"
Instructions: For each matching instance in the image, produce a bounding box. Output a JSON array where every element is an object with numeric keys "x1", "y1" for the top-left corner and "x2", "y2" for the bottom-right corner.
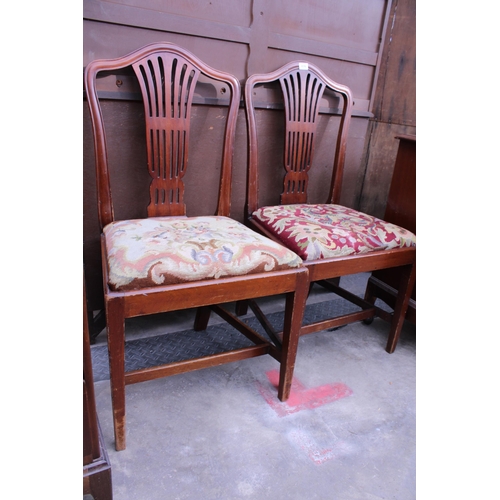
[
  {"x1": 84, "y1": 43, "x2": 308, "y2": 451},
  {"x1": 244, "y1": 61, "x2": 416, "y2": 354}
]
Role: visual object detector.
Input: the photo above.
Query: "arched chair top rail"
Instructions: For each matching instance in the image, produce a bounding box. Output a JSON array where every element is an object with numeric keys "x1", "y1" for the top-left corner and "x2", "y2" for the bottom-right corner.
[
  {"x1": 84, "y1": 42, "x2": 241, "y2": 230},
  {"x1": 244, "y1": 60, "x2": 353, "y2": 214},
  {"x1": 245, "y1": 60, "x2": 353, "y2": 98},
  {"x1": 85, "y1": 42, "x2": 241, "y2": 85}
]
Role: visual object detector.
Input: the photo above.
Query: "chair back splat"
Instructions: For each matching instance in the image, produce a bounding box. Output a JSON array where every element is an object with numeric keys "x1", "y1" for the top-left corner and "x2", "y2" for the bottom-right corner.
[
  {"x1": 135, "y1": 54, "x2": 199, "y2": 217},
  {"x1": 244, "y1": 61, "x2": 416, "y2": 354},
  {"x1": 85, "y1": 44, "x2": 308, "y2": 451}
]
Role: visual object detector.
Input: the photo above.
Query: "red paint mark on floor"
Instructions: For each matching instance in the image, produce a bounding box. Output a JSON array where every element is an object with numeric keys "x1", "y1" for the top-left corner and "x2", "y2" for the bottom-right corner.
[{"x1": 257, "y1": 369, "x2": 352, "y2": 417}]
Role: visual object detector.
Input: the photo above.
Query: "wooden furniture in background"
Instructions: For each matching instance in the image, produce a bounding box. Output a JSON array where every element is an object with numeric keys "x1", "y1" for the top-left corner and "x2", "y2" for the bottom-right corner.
[
  {"x1": 244, "y1": 61, "x2": 416, "y2": 354},
  {"x1": 364, "y1": 135, "x2": 416, "y2": 324},
  {"x1": 84, "y1": 277, "x2": 113, "y2": 499},
  {"x1": 84, "y1": 43, "x2": 308, "y2": 451}
]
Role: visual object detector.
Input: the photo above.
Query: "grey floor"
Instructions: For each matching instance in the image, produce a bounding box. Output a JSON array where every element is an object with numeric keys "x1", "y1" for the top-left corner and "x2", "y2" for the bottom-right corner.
[{"x1": 89, "y1": 273, "x2": 416, "y2": 500}]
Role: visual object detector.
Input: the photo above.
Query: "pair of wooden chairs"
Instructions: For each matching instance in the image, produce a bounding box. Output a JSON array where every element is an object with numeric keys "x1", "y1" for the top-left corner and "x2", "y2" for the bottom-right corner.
[{"x1": 84, "y1": 42, "x2": 415, "y2": 451}]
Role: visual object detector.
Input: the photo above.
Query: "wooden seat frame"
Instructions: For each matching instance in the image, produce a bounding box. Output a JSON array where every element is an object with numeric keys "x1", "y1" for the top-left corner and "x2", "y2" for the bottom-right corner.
[
  {"x1": 244, "y1": 61, "x2": 415, "y2": 353},
  {"x1": 85, "y1": 43, "x2": 308, "y2": 451}
]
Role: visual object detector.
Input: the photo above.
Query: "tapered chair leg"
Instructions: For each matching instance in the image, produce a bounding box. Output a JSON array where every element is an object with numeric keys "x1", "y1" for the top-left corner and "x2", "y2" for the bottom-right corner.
[
  {"x1": 278, "y1": 269, "x2": 308, "y2": 401},
  {"x1": 363, "y1": 279, "x2": 377, "y2": 307},
  {"x1": 385, "y1": 263, "x2": 416, "y2": 354},
  {"x1": 106, "y1": 298, "x2": 126, "y2": 451},
  {"x1": 235, "y1": 300, "x2": 249, "y2": 316},
  {"x1": 193, "y1": 306, "x2": 211, "y2": 331}
]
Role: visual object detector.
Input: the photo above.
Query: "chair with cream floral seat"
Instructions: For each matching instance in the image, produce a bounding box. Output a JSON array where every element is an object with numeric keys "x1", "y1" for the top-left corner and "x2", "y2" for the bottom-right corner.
[
  {"x1": 84, "y1": 43, "x2": 308, "y2": 451},
  {"x1": 243, "y1": 60, "x2": 416, "y2": 354}
]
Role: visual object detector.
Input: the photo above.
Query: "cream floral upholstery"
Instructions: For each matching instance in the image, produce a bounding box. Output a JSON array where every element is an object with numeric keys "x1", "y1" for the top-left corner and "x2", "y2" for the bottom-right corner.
[
  {"x1": 253, "y1": 204, "x2": 416, "y2": 261},
  {"x1": 104, "y1": 216, "x2": 302, "y2": 291}
]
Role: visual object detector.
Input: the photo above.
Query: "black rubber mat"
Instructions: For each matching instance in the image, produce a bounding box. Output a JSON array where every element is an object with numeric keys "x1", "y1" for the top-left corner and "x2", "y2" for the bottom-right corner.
[{"x1": 90, "y1": 299, "x2": 361, "y2": 382}]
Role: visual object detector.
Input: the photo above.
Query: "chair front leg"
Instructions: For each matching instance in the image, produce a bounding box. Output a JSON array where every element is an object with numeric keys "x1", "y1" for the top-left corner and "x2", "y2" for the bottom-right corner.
[
  {"x1": 106, "y1": 298, "x2": 126, "y2": 450},
  {"x1": 385, "y1": 262, "x2": 416, "y2": 354},
  {"x1": 278, "y1": 269, "x2": 309, "y2": 401}
]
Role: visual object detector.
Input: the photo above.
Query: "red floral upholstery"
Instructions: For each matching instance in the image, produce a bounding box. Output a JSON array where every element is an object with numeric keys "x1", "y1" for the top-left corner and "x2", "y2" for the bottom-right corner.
[
  {"x1": 253, "y1": 204, "x2": 416, "y2": 261},
  {"x1": 104, "y1": 216, "x2": 302, "y2": 291}
]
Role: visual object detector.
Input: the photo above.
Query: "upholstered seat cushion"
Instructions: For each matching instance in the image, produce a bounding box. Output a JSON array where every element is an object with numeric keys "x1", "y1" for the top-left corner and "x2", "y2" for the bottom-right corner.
[
  {"x1": 253, "y1": 204, "x2": 416, "y2": 261},
  {"x1": 103, "y1": 216, "x2": 302, "y2": 291}
]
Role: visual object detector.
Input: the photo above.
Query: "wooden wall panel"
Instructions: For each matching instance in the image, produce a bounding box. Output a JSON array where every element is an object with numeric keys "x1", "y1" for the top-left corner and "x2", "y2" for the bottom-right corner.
[
  {"x1": 83, "y1": 0, "x2": 396, "y2": 311},
  {"x1": 83, "y1": 20, "x2": 249, "y2": 82},
  {"x1": 265, "y1": 0, "x2": 386, "y2": 51},
  {"x1": 358, "y1": 0, "x2": 416, "y2": 219}
]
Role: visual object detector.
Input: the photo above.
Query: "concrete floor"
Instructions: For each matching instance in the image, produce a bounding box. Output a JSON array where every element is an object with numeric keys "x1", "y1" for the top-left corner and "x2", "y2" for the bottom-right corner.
[{"x1": 89, "y1": 273, "x2": 416, "y2": 500}]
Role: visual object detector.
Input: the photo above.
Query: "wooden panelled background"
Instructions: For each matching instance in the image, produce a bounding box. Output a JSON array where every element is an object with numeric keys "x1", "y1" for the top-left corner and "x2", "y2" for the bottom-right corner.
[
  {"x1": 358, "y1": 0, "x2": 416, "y2": 217},
  {"x1": 83, "y1": 0, "x2": 415, "y2": 312}
]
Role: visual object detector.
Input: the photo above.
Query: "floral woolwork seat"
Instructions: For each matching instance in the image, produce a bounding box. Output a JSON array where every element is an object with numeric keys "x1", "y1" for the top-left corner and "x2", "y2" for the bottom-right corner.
[
  {"x1": 253, "y1": 204, "x2": 416, "y2": 262},
  {"x1": 85, "y1": 43, "x2": 309, "y2": 451},
  {"x1": 105, "y1": 216, "x2": 302, "y2": 291}
]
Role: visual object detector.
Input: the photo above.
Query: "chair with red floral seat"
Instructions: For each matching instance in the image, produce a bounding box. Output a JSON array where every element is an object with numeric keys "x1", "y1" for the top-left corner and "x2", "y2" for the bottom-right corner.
[
  {"x1": 244, "y1": 61, "x2": 415, "y2": 353},
  {"x1": 85, "y1": 43, "x2": 309, "y2": 451}
]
